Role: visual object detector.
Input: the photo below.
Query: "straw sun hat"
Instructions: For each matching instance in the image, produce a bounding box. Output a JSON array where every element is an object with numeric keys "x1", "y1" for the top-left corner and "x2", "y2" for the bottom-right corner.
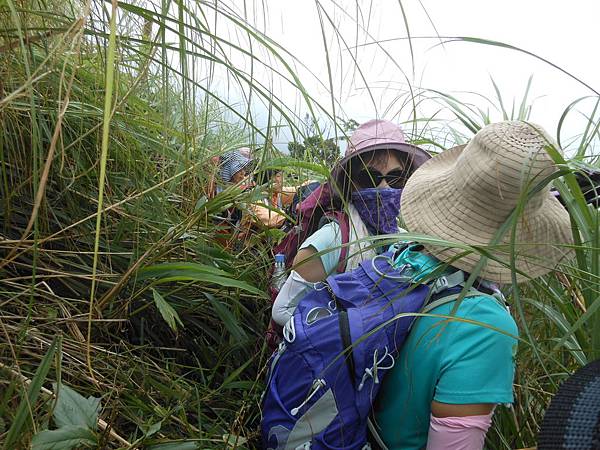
[{"x1": 401, "y1": 121, "x2": 573, "y2": 284}]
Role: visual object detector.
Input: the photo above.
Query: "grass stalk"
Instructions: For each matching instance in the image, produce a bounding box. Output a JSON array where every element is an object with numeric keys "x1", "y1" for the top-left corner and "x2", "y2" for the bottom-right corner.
[{"x1": 86, "y1": 0, "x2": 119, "y2": 381}]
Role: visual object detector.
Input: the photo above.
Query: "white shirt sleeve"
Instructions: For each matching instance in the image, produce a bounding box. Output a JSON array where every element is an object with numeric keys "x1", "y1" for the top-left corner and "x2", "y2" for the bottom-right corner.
[
  {"x1": 271, "y1": 270, "x2": 318, "y2": 326},
  {"x1": 298, "y1": 222, "x2": 343, "y2": 276}
]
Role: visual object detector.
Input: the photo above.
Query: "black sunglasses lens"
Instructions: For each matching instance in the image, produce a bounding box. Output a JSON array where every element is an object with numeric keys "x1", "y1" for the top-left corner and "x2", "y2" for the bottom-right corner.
[
  {"x1": 385, "y1": 170, "x2": 408, "y2": 188},
  {"x1": 356, "y1": 169, "x2": 382, "y2": 188}
]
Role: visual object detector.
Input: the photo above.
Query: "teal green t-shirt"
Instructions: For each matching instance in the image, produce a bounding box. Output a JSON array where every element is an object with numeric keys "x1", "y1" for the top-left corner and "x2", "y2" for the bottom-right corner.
[{"x1": 374, "y1": 248, "x2": 519, "y2": 450}]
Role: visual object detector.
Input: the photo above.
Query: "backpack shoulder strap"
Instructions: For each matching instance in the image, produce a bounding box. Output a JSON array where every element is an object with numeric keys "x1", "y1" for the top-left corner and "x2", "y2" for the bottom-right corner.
[
  {"x1": 422, "y1": 285, "x2": 508, "y2": 314},
  {"x1": 423, "y1": 269, "x2": 500, "y2": 313},
  {"x1": 321, "y1": 210, "x2": 350, "y2": 273},
  {"x1": 421, "y1": 288, "x2": 483, "y2": 313},
  {"x1": 429, "y1": 270, "x2": 466, "y2": 295}
]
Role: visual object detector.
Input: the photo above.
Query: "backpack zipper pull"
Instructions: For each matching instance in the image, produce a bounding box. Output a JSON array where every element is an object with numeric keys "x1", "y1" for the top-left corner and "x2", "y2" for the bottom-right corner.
[
  {"x1": 358, "y1": 347, "x2": 395, "y2": 391},
  {"x1": 290, "y1": 379, "x2": 326, "y2": 416}
]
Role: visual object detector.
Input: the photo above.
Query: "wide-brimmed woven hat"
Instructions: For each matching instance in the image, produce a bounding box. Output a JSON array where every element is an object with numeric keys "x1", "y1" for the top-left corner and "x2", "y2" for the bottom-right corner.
[
  {"x1": 401, "y1": 121, "x2": 573, "y2": 284},
  {"x1": 332, "y1": 119, "x2": 430, "y2": 186},
  {"x1": 538, "y1": 359, "x2": 600, "y2": 449}
]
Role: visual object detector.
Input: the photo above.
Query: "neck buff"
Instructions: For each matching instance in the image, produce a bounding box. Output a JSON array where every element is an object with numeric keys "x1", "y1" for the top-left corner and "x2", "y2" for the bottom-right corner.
[{"x1": 351, "y1": 188, "x2": 402, "y2": 235}]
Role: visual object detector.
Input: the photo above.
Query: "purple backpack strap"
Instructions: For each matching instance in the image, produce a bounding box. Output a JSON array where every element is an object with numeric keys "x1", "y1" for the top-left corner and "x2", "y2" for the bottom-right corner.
[{"x1": 298, "y1": 183, "x2": 330, "y2": 215}]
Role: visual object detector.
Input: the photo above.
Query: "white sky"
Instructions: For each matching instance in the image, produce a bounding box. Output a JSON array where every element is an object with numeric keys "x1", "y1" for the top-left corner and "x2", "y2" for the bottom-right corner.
[
  {"x1": 153, "y1": 0, "x2": 600, "y2": 153},
  {"x1": 255, "y1": 0, "x2": 599, "y2": 150}
]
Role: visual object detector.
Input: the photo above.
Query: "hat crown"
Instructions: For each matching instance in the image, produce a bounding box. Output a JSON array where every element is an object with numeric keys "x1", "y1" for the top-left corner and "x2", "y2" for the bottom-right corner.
[
  {"x1": 456, "y1": 121, "x2": 558, "y2": 209},
  {"x1": 220, "y1": 150, "x2": 251, "y2": 182},
  {"x1": 400, "y1": 120, "x2": 573, "y2": 283},
  {"x1": 346, "y1": 119, "x2": 406, "y2": 157}
]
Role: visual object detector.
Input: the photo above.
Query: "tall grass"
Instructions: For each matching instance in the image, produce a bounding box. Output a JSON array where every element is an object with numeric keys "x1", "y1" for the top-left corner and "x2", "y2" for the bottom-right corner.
[
  {"x1": 0, "y1": 1, "x2": 598, "y2": 449},
  {"x1": 0, "y1": 1, "x2": 281, "y2": 447}
]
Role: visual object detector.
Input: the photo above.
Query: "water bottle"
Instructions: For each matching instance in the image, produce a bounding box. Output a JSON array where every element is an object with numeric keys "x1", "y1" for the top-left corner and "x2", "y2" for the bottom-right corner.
[{"x1": 272, "y1": 253, "x2": 286, "y2": 291}]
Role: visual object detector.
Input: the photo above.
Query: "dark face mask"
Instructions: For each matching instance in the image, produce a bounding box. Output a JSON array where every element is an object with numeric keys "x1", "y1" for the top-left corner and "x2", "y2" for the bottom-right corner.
[{"x1": 351, "y1": 188, "x2": 402, "y2": 235}]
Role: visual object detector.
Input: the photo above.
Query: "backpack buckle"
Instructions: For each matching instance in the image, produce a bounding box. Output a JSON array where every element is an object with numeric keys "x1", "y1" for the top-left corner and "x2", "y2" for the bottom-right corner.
[
  {"x1": 430, "y1": 276, "x2": 449, "y2": 294},
  {"x1": 430, "y1": 271, "x2": 465, "y2": 295},
  {"x1": 395, "y1": 264, "x2": 415, "y2": 282}
]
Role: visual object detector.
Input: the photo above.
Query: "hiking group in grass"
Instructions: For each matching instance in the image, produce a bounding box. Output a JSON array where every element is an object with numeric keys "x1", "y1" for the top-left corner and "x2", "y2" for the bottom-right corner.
[{"x1": 213, "y1": 120, "x2": 573, "y2": 449}]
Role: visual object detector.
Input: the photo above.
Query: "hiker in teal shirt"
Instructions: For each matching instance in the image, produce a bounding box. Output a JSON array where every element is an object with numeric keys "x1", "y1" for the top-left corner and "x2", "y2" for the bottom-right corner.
[
  {"x1": 373, "y1": 121, "x2": 573, "y2": 449},
  {"x1": 373, "y1": 245, "x2": 518, "y2": 449}
]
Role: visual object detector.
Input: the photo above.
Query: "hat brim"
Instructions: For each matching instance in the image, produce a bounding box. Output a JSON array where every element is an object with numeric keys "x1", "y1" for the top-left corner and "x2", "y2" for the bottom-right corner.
[
  {"x1": 332, "y1": 143, "x2": 431, "y2": 186},
  {"x1": 401, "y1": 145, "x2": 574, "y2": 284}
]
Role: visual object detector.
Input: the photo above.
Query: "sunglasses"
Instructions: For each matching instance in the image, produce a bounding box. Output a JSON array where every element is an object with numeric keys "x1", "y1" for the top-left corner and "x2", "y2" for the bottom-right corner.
[{"x1": 355, "y1": 167, "x2": 408, "y2": 189}]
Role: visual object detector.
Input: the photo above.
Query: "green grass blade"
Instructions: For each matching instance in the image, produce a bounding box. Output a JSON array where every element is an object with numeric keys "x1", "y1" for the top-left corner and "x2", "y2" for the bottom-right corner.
[
  {"x1": 3, "y1": 336, "x2": 60, "y2": 450},
  {"x1": 490, "y1": 76, "x2": 509, "y2": 120},
  {"x1": 86, "y1": 0, "x2": 119, "y2": 379}
]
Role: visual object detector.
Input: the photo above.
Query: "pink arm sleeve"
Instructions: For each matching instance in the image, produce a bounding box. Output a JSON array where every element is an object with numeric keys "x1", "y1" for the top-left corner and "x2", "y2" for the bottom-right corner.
[{"x1": 426, "y1": 412, "x2": 493, "y2": 450}]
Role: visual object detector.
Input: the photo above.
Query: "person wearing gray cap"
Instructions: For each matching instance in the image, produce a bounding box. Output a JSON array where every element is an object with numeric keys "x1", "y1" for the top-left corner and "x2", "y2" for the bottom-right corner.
[{"x1": 219, "y1": 149, "x2": 253, "y2": 186}]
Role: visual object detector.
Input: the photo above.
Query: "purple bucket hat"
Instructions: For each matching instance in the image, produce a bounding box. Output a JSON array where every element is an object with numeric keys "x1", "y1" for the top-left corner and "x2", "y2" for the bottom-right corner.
[{"x1": 332, "y1": 119, "x2": 431, "y2": 184}]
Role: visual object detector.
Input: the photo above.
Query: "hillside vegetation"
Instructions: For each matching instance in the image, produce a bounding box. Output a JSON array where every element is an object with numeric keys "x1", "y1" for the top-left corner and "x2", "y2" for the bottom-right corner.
[{"x1": 0, "y1": 1, "x2": 598, "y2": 449}]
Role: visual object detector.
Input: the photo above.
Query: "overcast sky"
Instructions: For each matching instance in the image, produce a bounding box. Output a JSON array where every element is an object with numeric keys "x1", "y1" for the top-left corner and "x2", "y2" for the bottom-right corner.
[
  {"x1": 221, "y1": 0, "x2": 599, "y2": 152},
  {"x1": 157, "y1": 0, "x2": 599, "y2": 153}
]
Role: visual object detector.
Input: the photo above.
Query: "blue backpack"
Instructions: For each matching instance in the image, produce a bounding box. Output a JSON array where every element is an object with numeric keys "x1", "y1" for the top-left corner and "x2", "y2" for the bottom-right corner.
[{"x1": 261, "y1": 244, "x2": 492, "y2": 450}]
